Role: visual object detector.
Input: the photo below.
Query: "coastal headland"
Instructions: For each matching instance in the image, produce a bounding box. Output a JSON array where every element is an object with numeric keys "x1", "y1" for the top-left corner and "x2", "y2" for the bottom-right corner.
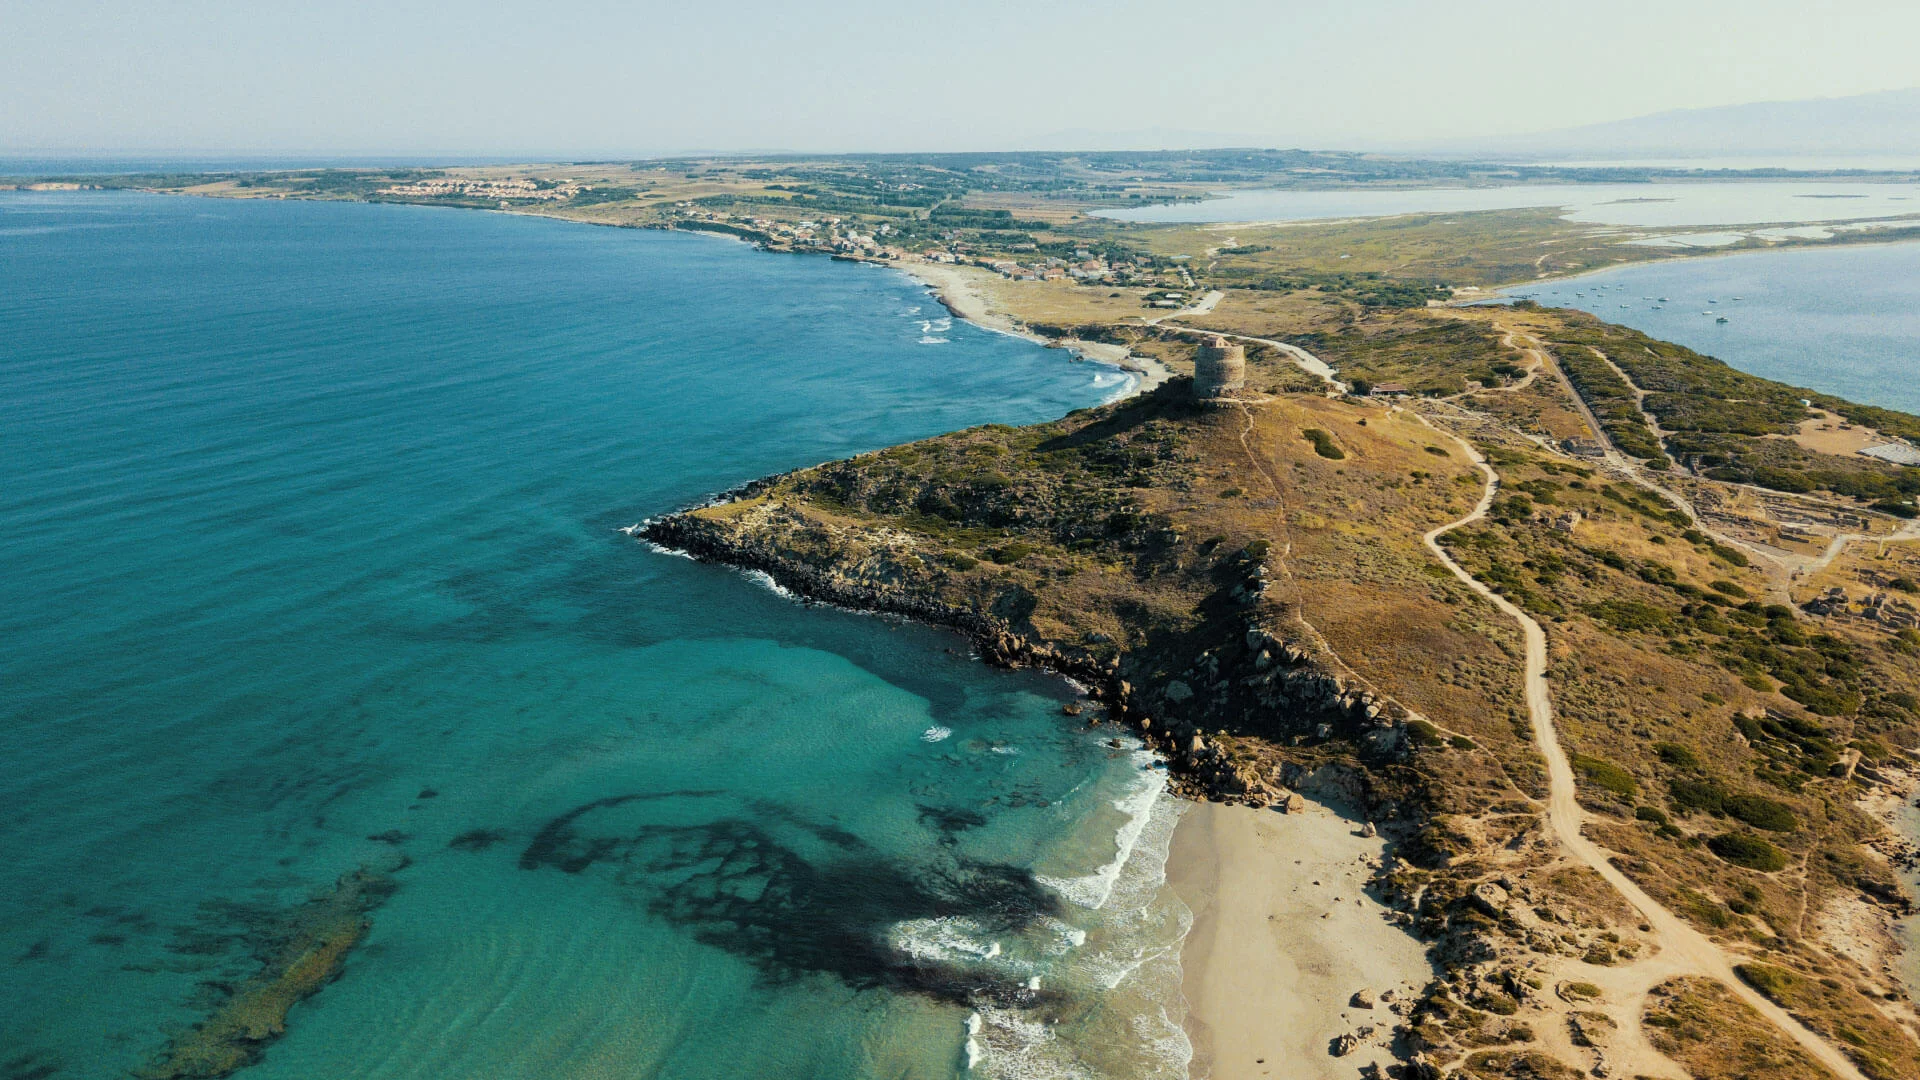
[
  {"x1": 638, "y1": 294, "x2": 1920, "y2": 1078},
  {"x1": 48, "y1": 153, "x2": 1920, "y2": 1079}
]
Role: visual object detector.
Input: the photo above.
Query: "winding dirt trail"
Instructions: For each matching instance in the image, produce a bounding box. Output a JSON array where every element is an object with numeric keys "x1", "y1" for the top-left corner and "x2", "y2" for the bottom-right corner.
[{"x1": 1417, "y1": 419, "x2": 1870, "y2": 1080}]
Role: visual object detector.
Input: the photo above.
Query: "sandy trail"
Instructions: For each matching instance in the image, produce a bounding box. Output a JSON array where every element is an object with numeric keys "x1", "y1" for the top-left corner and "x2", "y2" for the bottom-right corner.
[{"x1": 1416, "y1": 414, "x2": 1870, "y2": 1080}]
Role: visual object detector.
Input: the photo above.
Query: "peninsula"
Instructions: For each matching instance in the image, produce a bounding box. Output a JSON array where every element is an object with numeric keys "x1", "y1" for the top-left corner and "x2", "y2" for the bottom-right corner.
[{"x1": 67, "y1": 152, "x2": 1920, "y2": 1080}]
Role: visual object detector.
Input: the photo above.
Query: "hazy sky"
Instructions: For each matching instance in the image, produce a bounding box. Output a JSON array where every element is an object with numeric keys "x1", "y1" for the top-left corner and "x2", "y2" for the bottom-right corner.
[{"x1": 6, "y1": 0, "x2": 1920, "y2": 155}]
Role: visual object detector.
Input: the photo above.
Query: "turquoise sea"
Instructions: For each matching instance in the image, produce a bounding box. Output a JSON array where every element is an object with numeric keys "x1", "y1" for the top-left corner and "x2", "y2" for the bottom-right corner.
[{"x1": 0, "y1": 192, "x2": 1190, "y2": 1079}]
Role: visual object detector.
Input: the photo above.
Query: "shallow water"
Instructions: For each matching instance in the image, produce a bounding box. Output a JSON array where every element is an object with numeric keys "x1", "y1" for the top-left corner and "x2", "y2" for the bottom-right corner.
[
  {"x1": 1503, "y1": 240, "x2": 1920, "y2": 413},
  {"x1": 1097, "y1": 181, "x2": 1920, "y2": 227},
  {"x1": 0, "y1": 192, "x2": 1189, "y2": 1078}
]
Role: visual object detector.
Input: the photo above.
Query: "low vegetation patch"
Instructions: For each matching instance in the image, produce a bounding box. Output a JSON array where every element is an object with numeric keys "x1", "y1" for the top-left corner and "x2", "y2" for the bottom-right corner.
[
  {"x1": 1572, "y1": 754, "x2": 1637, "y2": 797},
  {"x1": 1301, "y1": 428, "x2": 1344, "y2": 460},
  {"x1": 1708, "y1": 832, "x2": 1788, "y2": 872}
]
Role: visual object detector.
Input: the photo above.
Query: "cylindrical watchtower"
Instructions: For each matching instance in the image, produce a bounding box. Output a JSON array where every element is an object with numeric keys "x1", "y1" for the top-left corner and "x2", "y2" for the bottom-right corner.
[{"x1": 1193, "y1": 335, "x2": 1246, "y2": 400}]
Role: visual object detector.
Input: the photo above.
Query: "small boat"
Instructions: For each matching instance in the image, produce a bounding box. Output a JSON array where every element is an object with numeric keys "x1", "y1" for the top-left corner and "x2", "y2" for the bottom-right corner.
[{"x1": 1716, "y1": 316, "x2": 1729, "y2": 324}]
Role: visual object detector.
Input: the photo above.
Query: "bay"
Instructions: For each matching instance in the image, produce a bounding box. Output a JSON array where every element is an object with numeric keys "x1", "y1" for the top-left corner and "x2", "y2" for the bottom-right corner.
[{"x1": 0, "y1": 191, "x2": 1189, "y2": 1080}]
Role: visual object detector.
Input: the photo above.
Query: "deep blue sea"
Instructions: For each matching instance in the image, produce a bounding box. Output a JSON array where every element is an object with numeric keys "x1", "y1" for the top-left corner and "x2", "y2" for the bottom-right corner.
[{"x1": 0, "y1": 192, "x2": 1190, "y2": 1079}]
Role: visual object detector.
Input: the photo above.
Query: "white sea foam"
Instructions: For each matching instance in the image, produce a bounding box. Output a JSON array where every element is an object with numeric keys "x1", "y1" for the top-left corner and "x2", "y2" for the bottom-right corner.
[
  {"x1": 641, "y1": 540, "x2": 696, "y2": 560},
  {"x1": 1031, "y1": 917, "x2": 1088, "y2": 954},
  {"x1": 919, "y1": 335, "x2": 950, "y2": 345},
  {"x1": 738, "y1": 568, "x2": 797, "y2": 600},
  {"x1": 889, "y1": 916, "x2": 1005, "y2": 965},
  {"x1": 969, "y1": 1007, "x2": 1088, "y2": 1080},
  {"x1": 922, "y1": 725, "x2": 953, "y2": 742},
  {"x1": 1095, "y1": 369, "x2": 1142, "y2": 405},
  {"x1": 969, "y1": 788, "x2": 1193, "y2": 1080},
  {"x1": 1037, "y1": 752, "x2": 1166, "y2": 909}
]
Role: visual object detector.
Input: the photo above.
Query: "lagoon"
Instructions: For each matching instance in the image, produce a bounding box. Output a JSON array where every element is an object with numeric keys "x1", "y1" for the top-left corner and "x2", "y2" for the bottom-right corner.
[
  {"x1": 1099, "y1": 181, "x2": 1920, "y2": 228},
  {"x1": 1505, "y1": 240, "x2": 1920, "y2": 413}
]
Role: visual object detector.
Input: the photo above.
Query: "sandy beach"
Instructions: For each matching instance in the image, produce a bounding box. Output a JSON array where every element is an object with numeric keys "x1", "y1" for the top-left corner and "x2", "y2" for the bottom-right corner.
[
  {"x1": 897, "y1": 259, "x2": 1172, "y2": 396},
  {"x1": 1166, "y1": 799, "x2": 1434, "y2": 1080}
]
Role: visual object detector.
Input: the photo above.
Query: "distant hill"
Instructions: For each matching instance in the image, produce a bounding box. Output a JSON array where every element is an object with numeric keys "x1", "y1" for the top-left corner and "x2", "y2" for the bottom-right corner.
[{"x1": 1428, "y1": 87, "x2": 1920, "y2": 162}]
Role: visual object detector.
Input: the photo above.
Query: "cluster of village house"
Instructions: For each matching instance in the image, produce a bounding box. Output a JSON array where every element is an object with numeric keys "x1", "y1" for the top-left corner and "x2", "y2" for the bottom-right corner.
[
  {"x1": 671, "y1": 207, "x2": 906, "y2": 257},
  {"x1": 380, "y1": 178, "x2": 586, "y2": 201},
  {"x1": 667, "y1": 207, "x2": 1168, "y2": 284},
  {"x1": 978, "y1": 252, "x2": 1153, "y2": 284}
]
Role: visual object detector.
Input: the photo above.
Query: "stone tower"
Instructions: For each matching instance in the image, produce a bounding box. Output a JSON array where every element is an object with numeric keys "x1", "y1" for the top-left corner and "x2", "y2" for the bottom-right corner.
[{"x1": 1193, "y1": 335, "x2": 1246, "y2": 400}]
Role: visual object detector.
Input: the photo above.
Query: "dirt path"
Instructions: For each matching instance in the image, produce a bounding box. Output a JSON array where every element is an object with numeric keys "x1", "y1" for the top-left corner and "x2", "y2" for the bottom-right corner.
[
  {"x1": 1416, "y1": 416, "x2": 1871, "y2": 1080},
  {"x1": 1493, "y1": 324, "x2": 1801, "y2": 599}
]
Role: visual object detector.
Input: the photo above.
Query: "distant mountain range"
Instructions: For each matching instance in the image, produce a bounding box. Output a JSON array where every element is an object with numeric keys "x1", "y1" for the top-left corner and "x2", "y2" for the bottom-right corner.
[{"x1": 1424, "y1": 87, "x2": 1920, "y2": 163}]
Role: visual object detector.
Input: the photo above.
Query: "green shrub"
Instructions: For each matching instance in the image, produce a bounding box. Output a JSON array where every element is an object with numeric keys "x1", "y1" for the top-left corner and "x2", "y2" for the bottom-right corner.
[
  {"x1": 1653, "y1": 742, "x2": 1701, "y2": 769},
  {"x1": 1634, "y1": 805, "x2": 1670, "y2": 826},
  {"x1": 1407, "y1": 719, "x2": 1442, "y2": 745},
  {"x1": 986, "y1": 542, "x2": 1037, "y2": 565},
  {"x1": 1424, "y1": 445, "x2": 1449, "y2": 457},
  {"x1": 1573, "y1": 755, "x2": 1637, "y2": 797},
  {"x1": 1708, "y1": 580, "x2": 1748, "y2": 598},
  {"x1": 1852, "y1": 736, "x2": 1890, "y2": 762},
  {"x1": 1735, "y1": 962, "x2": 1797, "y2": 999},
  {"x1": 1478, "y1": 992, "x2": 1520, "y2": 1015},
  {"x1": 1709, "y1": 542, "x2": 1750, "y2": 567},
  {"x1": 1676, "y1": 888, "x2": 1736, "y2": 928},
  {"x1": 1302, "y1": 428, "x2": 1345, "y2": 460},
  {"x1": 1588, "y1": 599, "x2": 1670, "y2": 632},
  {"x1": 1708, "y1": 832, "x2": 1788, "y2": 871},
  {"x1": 1722, "y1": 793, "x2": 1797, "y2": 832},
  {"x1": 942, "y1": 551, "x2": 979, "y2": 571},
  {"x1": 1780, "y1": 679, "x2": 1859, "y2": 717},
  {"x1": 1669, "y1": 777, "x2": 1725, "y2": 813}
]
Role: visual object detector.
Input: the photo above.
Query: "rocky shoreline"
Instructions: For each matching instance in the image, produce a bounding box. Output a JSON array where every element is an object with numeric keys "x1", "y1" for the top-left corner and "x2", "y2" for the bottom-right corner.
[
  {"x1": 636, "y1": 500, "x2": 1652, "y2": 1078},
  {"x1": 640, "y1": 507, "x2": 1415, "y2": 811}
]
